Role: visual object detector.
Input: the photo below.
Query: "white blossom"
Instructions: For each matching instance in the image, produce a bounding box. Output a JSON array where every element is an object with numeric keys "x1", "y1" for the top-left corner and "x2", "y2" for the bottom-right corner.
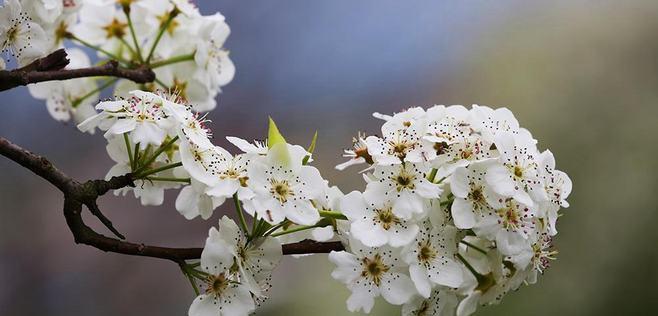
[
  {"x1": 363, "y1": 162, "x2": 441, "y2": 220},
  {"x1": 243, "y1": 143, "x2": 325, "y2": 225},
  {"x1": 28, "y1": 48, "x2": 98, "y2": 124},
  {"x1": 329, "y1": 238, "x2": 416, "y2": 313},
  {"x1": 77, "y1": 90, "x2": 175, "y2": 148},
  {"x1": 189, "y1": 221, "x2": 256, "y2": 316},
  {"x1": 0, "y1": 0, "x2": 47, "y2": 65},
  {"x1": 341, "y1": 191, "x2": 419, "y2": 248},
  {"x1": 402, "y1": 222, "x2": 464, "y2": 297}
]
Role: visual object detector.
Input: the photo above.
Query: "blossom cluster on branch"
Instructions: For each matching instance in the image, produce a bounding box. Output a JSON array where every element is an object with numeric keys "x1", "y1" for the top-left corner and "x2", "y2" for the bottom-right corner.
[
  {"x1": 0, "y1": 1, "x2": 573, "y2": 315},
  {"x1": 1, "y1": 0, "x2": 233, "y2": 123}
]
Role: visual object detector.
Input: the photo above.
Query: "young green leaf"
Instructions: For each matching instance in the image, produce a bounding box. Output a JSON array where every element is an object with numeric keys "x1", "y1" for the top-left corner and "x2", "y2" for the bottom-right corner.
[
  {"x1": 267, "y1": 116, "x2": 287, "y2": 149},
  {"x1": 302, "y1": 131, "x2": 318, "y2": 165}
]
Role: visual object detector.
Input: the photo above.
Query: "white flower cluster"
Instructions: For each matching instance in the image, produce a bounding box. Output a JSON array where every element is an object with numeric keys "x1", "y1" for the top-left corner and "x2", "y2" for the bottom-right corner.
[
  {"x1": 77, "y1": 89, "x2": 342, "y2": 315},
  {"x1": 331, "y1": 105, "x2": 572, "y2": 315},
  {"x1": 0, "y1": 0, "x2": 233, "y2": 125}
]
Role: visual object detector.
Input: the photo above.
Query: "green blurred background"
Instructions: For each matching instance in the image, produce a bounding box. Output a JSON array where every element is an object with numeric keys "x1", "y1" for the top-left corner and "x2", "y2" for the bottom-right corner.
[{"x1": 1, "y1": 0, "x2": 657, "y2": 315}]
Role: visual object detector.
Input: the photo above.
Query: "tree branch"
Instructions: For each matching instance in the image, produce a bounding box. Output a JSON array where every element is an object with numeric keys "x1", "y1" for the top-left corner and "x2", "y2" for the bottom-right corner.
[
  {"x1": 0, "y1": 136, "x2": 345, "y2": 264},
  {"x1": 0, "y1": 49, "x2": 156, "y2": 92}
]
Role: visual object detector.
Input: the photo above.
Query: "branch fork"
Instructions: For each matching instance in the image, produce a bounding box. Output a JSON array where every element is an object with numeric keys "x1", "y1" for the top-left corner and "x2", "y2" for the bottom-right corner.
[{"x1": 0, "y1": 136, "x2": 344, "y2": 263}]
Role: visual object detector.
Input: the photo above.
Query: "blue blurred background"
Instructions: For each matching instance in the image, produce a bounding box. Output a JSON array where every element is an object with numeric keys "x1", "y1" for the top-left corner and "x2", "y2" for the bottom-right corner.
[{"x1": 2, "y1": 0, "x2": 658, "y2": 315}]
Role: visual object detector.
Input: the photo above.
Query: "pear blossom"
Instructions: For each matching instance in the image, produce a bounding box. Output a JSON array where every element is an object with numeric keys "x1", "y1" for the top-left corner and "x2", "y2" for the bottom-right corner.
[
  {"x1": 204, "y1": 152, "x2": 255, "y2": 200},
  {"x1": 175, "y1": 178, "x2": 224, "y2": 220},
  {"x1": 72, "y1": 2, "x2": 127, "y2": 52},
  {"x1": 193, "y1": 13, "x2": 235, "y2": 90},
  {"x1": 329, "y1": 238, "x2": 416, "y2": 313},
  {"x1": 189, "y1": 222, "x2": 256, "y2": 316},
  {"x1": 365, "y1": 125, "x2": 430, "y2": 165},
  {"x1": 213, "y1": 216, "x2": 282, "y2": 297},
  {"x1": 363, "y1": 162, "x2": 441, "y2": 219},
  {"x1": 28, "y1": 48, "x2": 99, "y2": 124},
  {"x1": 176, "y1": 129, "x2": 254, "y2": 204},
  {"x1": 402, "y1": 289, "x2": 459, "y2": 316},
  {"x1": 77, "y1": 90, "x2": 175, "y2": 148},
  {"x1": 450, "y1": 160, "x2": 503, "y2": 229},
  {"x1": 0, "y1": 0, "x2": 47, "y2": 65},
  {"x1": 470, "y1": 104, "x2": 524, "y2": 142},
  {"x1": 242, "y1": 143, "x2": 326, "y2": 225},
  {"x1": 341, "y1": 191, "x2": 419, "y2": 248},
  {"x1": 536, "y1": 149, "x2": 572, "y2": 235},
  {"x1": 23, "y1": 0, "x2": 63, "y2": 25},
  {"x1": 154, "y1": 63, "x2": 217, "y2": 112},
  {"x1": 335, "y1": 132, "x2": 373, "y2": 171},
  {"x1": 485, "y1": 131, "x2": 546, "y2": 207},
  {"x1": 402, "y1": 222, "x2": 464, "y2": 297},
  {"x1": 473, "y1": 198, "x2": 537, "y2": 259},
  {"x1": 374, "y1": 106, "x2": 427, "y2": 135},
  {"x1": 226, "y1": 136, "x2": 268, "y2": 156}
]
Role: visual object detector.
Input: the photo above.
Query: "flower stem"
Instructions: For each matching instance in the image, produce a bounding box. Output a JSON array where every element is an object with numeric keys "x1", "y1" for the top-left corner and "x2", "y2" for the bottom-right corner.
[
  {"x1": 251, "y1": 212, "x2": 259, "y2": 236},
  {"x1": 270, "y1": 221, "x2": 329, "y2": 237},
  {"x1": 146, "y1": 176, "x2": 190, "y2": 184},
  {"x1": 318, "y1": 210, "x2": 347, "y2": 220},
  {"x1": 117, "y1": 36, "x2": 139, "y2": 62},
  {"x1": 460, "y1": 240, "x2": 488, "y2": 255},
  {"x1": 427, "y1": 168, "x2": 438, "y2": 182},
  {"x1": 179, "y1": 262, "x2": 200, "y2": 296},
  {"x1": 134, "y1": 162, "x2": 182, "y2": 178},
  {"x1": 154, "y1": 77, "x2": 168, "y2": 89},
  {"x1": 145, "y1": 8, "x2": 179, "y2": 64},
  {"x1": 123, "y1": 133, "x2": 134, "y2": 170},
  {"x1": 133, "y1": 136, "x2": 179, "y2": 174},
  {"x1": 69, "y1": 34, "x2": 130, "y2": 65},
  {"x1": 72, "y1": 78, "x2": 118, "y2": 108},
  {"x1": 262, "y1": 221, "x2": 289, "y2": 237},
  {"x1": 456, "y1": 253, "x2": 483, "y2": 279},
  {"x1": 233, "y1": 193, "x2": 250, "y2": 238},
  {"x1": 149, "y1": 53, "x2": 195, "y2": 69},
  {"x1": 133, "y1": 143, "x2": 141, "y2": 170},
  {"x1": 123, "y1": 7, "x2": 145, "y2": 63}
]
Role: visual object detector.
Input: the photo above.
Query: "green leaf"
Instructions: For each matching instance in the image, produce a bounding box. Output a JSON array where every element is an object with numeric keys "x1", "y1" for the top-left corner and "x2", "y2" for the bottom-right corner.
[
  {"x1": 267, "y1": 117, "x2": 290, "y2": 166},
  {"x1": 308, "y1": 131, "x2": 318, "y2": 153},
  {"x1": 302, "y1": 131, "x2": 318, "y2": 165},
  {"x1": 267, "y1": 116, "x2": 287, "y2": 149}
]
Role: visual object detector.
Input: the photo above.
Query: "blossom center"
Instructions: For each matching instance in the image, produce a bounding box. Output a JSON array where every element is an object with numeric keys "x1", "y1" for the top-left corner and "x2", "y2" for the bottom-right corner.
[
  {"x1": 513, "y1": 165, "x2": 524, "y2": 178},
  {"x1": 6, "y1": 25, "x2": 18, "y2": 44},
  {"x1": 469, "y1": 185, "x2": 487, "y2": 210},
  {"x1": 205, "y1": 273, "x2": 230, "y2": 297},
  {"x1": 496, "y1": 202, "x2": 523, "y2": 231},
  {"x1": 270, "y1": 179, "x2": 293, "y2": 203},
  {"x1": 388, "y1": 137, "x2": 415, "y2": 160},
  {"x1": 171, "y1": 78, "x2": 189, "y2": 101},
  {"x1": 413, "y1": 300, "x2": 430, "y2": 315},
  {"x1": 374, "y1": 207, "x2": 399, "y2": 230},
  {"x1": 417, "y1": 240, "x2": 437, "y2": 264},
  {"x1": 392, "y1": 171, "x2": 416, "y2": 192},
  {"x1": 103, "y1": 18, "x2": 128, "y2": 38},
  {"x1": 433, "y1": 141, "x2": 448, "y2": 155},
  {"x1": 360, "y1": 254, "x2": 390, "y2": 286}
]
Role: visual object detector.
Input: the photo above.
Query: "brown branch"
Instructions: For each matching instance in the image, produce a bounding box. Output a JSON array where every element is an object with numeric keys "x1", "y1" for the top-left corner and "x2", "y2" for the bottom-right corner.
[
  {"x1": 0, "y1": 136, "x2": 345, "y2": 264},
  {"x1": 0, "y1": 49, "x2": 156, "y2": 92}
]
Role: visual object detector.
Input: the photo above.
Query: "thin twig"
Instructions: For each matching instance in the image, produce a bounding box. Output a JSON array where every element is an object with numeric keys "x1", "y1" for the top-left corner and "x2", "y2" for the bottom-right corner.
[{"x1": 0, "y1": 49, "x2": 155, "y2": 91}]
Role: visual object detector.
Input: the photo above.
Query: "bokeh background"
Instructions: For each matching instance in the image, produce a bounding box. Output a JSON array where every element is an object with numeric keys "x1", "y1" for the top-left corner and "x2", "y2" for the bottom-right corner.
[{"x1": 2, "y1": 0, "x2": 658, "y2": 315}]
